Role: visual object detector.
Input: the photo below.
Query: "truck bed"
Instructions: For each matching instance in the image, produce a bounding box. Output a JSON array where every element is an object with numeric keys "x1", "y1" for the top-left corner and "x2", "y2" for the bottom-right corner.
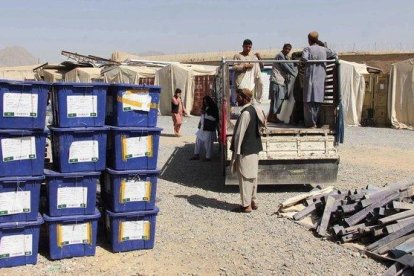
[{"x1": 224, "y1": 121, "x2": 339, "y2": 185}]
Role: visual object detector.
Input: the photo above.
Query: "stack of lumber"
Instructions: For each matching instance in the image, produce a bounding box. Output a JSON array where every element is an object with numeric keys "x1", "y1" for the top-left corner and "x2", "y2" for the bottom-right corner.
[{"x1": 278, "y1": 177, "x2": 414, "y2": 276}]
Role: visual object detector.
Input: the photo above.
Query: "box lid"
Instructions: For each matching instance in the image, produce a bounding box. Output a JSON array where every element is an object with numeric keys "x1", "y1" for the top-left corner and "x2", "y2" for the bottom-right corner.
[
  {"x1": 52, "y1": 82, "x2": 109, "y2": 87},
  {"x1": 106, "y1": 207, "x2": 159, "y2": 218},
  {"x1": 49, "y1": 126, "x2": 110, "y2": 132},
  {"x1": 0, "y1": 175, "x2": 45, "y2": 182},
  {"x1": 43, "y1": 208, "x2": 101, "y2": 222},
  {"x1": 106, "y1": 168, "x2": 160, "y2": 175},
  {"x1": 109, "y1": 126, "x2": 163, "y2": 132},
  {"x1": 45, "y1": 169, "x2": 101, "y2": 177},
  {"x1": 0, "y1": 129, "x2": 49, "y2": 135},
  {"x1": 0, "y1": 79, "x2": 50, "y2": 86},
  {"x1": 0, "y1": 213, "x2": 44, "y2": 229}
]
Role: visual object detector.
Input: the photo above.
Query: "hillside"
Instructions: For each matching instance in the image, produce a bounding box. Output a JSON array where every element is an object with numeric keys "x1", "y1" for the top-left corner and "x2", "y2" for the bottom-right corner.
[{"x1": 0, "y1": 46, "x2": 37, "y2": 67}]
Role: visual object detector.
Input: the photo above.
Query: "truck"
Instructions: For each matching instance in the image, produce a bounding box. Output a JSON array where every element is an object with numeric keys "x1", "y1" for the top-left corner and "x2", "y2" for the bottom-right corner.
[{"x1": 215, "y1": 57, "x2": 344, "y2": 185}]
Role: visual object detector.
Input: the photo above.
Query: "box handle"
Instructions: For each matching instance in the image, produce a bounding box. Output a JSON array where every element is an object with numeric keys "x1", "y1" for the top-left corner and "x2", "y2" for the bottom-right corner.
[
  {"x1": 9, "y1": 82, "x2": 32, "y2": 86},
  {"x1": 74, "y1": 130, "x2": 95, "y2": 134},
  {"x1": 2, "y1": 180, "x2": 27, "y2": 184},
  {"x1": 72, "y1": 85, "x2": 94, "y2": 89}
]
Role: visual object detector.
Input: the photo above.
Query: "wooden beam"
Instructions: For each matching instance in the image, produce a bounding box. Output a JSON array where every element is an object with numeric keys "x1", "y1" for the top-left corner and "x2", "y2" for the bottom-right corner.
[
  {"x1": 317, "y1": 195, "x2": 338, "y2": 236},
  {"x1": 366, "y1": 221, "x2": 414, "y2": 251},
  {"x1": 345, "y1": 192, "x2": 400, "y2": 226},
  {"x1": 379, "y1": 209, "x2": 414, "y2": 225}
]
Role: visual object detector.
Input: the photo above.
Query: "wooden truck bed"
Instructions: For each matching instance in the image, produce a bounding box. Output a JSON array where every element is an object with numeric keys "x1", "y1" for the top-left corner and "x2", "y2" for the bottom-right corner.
[{"x1": 224, "y1": 122, "x2": 339, "y2": 185}]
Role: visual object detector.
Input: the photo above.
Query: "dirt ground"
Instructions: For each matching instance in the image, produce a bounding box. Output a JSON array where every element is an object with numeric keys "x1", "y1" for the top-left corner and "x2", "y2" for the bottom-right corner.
[{"x1": 3, "y1": 116, "x2": 414, "y2": 276}]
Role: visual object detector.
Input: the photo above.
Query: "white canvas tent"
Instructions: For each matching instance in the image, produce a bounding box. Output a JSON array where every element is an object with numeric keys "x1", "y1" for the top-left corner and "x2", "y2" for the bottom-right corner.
[
  {"x1": 156, "y1": 63, "x2": 217, "y2": 115},
  {"x1": 340, "y1": 60, "x2": 369, "y2": 126},
  {"x1": 388, "y1": 58, "x2": 414, "y2": 130},
  {"x1": 65, "y1": 67, "x2": 103, "y2": 83},
  {"x1": 0, "y1": 65, "x2": 39, "y2": 81},
  {"x1": 42, "y1": 69, "x2": 66, "y2": 82},
  {"x1": 103, "y1": 65, "x2": 160, "y2": 84}
]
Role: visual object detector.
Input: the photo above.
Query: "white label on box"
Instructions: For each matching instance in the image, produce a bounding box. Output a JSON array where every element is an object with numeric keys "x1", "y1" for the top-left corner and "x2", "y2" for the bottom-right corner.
[
  {"x1": 57, "y1": 187, "x2": 88, "y2": 209},
  {"x1": 69, "y1": 140, "x2": 99, "y2": 163},
  {"x1": 3, "y1": 93, "x2": 38, "y2": 117},
  {"x1": 380, "y1": 84, "x2": 385, "y2": 90},
  {"x1": 0, "y1": 234, "x2": 32, "y2": 259},
  {"x1": 121, "y1": 180, "x2": 150, "y2": 203},
  {"x1": 58, "y1": 223, "x2": 91, "y2": 246},
  {"x1": 67, "y1": 95, "x2": 98, "y2": 118},
  {"x1": 122, "y1": 136, "x2": 152, "y2": 159},
  {"x1": 0, "y1": 191, "x2": 31, "y2": 215},
  {"x1": 120, "y1": 220, "x2": 150, "y2": 241},
  {"x1": 122, "y1": 90, "x2": 152, "y2": 112},
  {"x1": 1, "y1": 136, "x2": 36, "y2": 162}
]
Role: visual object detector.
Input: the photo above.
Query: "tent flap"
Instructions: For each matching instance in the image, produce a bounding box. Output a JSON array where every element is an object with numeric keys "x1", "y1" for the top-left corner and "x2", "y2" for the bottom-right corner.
[{"x1": 388, "y1": 58, "x2": 414, "y2": 130}]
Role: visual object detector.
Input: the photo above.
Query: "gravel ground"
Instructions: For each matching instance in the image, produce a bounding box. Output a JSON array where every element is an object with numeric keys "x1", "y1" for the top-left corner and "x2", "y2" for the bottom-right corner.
[{"x1": 4, "y1": 115, "x2": 414, "y2": 275}]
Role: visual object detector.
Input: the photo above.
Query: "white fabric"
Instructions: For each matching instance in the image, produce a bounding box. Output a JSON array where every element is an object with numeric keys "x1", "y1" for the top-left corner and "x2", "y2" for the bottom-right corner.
[
  {"x1": 238, "y1": 63, "x2": 264, "y2": 102},
  {"x1": 42, "y1": 69, "x2": 66, "y2": 82},
  {"x1": 340, "y1": 60, "x2": 369, "y2": 126},
  {"x1": 111, "y1": 51, "x2": 140, "y2": 62},
  {"x1": 388, "y1": 58, "x2": 414, "y2": 130},
  {"x1": 156, "y1": 63, "x2": 217, "y2": 115},
  {"x1": 194, "y1": 114, "x2": 216, "y2": 159},
  {"x1": 260, "y1": 70, "x2": 271, "y2": 103},
  {"x1": 276, "y1": 79, "x2": 296, "y2": 123},
  {"x1": 196, "y1": 114, "x2": 217, "y2": 141},
  {"x1": 103, "y1": 65, "x2": 161, "y2": 84},
  {"x1": 65, "y1": 67, "x2": 103, "y2": 83}
]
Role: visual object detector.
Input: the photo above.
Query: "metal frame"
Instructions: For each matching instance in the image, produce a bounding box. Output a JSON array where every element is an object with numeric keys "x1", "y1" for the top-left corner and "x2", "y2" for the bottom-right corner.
[{"x1": 217, "y1": 58, "x2": 343, "y2": 185}]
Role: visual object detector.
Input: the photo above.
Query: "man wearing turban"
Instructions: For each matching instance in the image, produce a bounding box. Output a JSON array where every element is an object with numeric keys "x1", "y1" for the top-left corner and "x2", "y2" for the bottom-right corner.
[{"x1": 302, "y1": 31, "x2": 336, "y2": 128}]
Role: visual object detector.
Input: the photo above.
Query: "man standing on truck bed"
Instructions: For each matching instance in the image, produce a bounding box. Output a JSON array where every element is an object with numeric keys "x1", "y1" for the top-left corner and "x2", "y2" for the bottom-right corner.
[
  {"x1": 233, "y1": 39, "x2": 264, "y2": 103},
  {"x1": 268, "y1": 43, "x2": 298, "y2": 123},
  {"x1": 230, "y1": 89, "x2": 266, "y2": 213},
  {"x1": 302, "y1": 31, "x2": 336, "y2": 128}
]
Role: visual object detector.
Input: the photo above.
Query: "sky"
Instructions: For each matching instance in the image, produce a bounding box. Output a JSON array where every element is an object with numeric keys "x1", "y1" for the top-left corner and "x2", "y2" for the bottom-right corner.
[{"x1": 0, "y1": 0, "x2": 413, "y2": 63}]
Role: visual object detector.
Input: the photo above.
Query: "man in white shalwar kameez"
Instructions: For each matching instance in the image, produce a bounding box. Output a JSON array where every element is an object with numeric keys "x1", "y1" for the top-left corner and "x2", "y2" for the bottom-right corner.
[{"x1": 230, "y1": 89, "x2": 266, "y2": 213}]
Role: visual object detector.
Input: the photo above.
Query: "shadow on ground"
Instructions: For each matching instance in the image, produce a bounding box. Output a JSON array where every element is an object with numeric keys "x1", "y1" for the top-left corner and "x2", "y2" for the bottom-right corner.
[
  {"x1": 160, "y1": 143, "x2": 314, "y2": 194},
  {"x1": 175, "y1": 194, "x2": 239, "y2": 211},
  {"x1": 160, "y1": 133, "x2": 178, "y2": 138}
]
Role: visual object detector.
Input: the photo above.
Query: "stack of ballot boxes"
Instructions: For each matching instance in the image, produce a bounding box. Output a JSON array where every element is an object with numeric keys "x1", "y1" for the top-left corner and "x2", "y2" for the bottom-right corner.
[
  {"x1": 0, "y1": 79, "x2": 50, "y2": 267},
  {"x1": 103, "y1": 83, "x2": 161, "y2": 252},
  {"x1": 43, "y1": 82, "x2": 109, "y2": 260}
]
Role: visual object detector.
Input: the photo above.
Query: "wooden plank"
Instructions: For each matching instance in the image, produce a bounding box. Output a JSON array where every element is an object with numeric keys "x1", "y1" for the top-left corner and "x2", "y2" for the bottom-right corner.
[
  {"x1": 342, "y1": 223, "x2": 367, "y2": 235},
  {"x1": 345, "y1": 192, "x2": 400, "y2": 226},
  {"x1": 366, "y1": 221, "x2": 414, "y2": 251},
  {"x1": 383, "y1": 262, "x2": 405, "y2": 276},
  {"x1": 339, "y1": 203, "x2": 358, "y2": 214},
  {"x1": 386, "y1": 218, "x2": 414, "y2": 234},
  {"x1": 379, "y1": 209, "x2": 414, "y2": 224},
  {"x1": 390, "y1": 237, "x2": 414, "y2": 258},
  {"x1": 396, "y1": 254, "x2": 414, "y2": 268},
  {"x1": 293, "y1": 200, "x2": 321, "y2": 220},
  {"x1": 279, "y1": 186, "x2": 336, "y2": 208},
  {"x1": 366, "y1": 178, "x2": 414, "y2": 200},
  {"x1": 393, "y1": 202, "x2": 414, "y2": 210},
  {"x1": 376, "y1": 233, "x2": 414, "y2": 255},
  {"x1": 317, "y1": 195, "x2": 338, "y2": 236}
]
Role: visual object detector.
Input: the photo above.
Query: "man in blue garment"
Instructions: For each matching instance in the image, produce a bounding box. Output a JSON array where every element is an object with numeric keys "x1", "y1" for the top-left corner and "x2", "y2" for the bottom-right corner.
[
  {"x1": 268, "y1": 43, "x2": 298, "y2": 123},
  {"x1": 302, "y1": 32, "x2": 336, "y2": 128}
]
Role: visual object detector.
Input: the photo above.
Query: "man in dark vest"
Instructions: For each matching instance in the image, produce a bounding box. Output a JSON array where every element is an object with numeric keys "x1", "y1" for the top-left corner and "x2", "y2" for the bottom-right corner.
[{"x1": 230, "y1": 89, "x2": 266, "y2": 213}]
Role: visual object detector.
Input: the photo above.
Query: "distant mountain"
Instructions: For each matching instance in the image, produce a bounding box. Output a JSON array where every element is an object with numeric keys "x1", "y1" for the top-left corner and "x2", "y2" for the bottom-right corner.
[{"x1": 0, "y1": 46, "x2": 37, "y2": 67}]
